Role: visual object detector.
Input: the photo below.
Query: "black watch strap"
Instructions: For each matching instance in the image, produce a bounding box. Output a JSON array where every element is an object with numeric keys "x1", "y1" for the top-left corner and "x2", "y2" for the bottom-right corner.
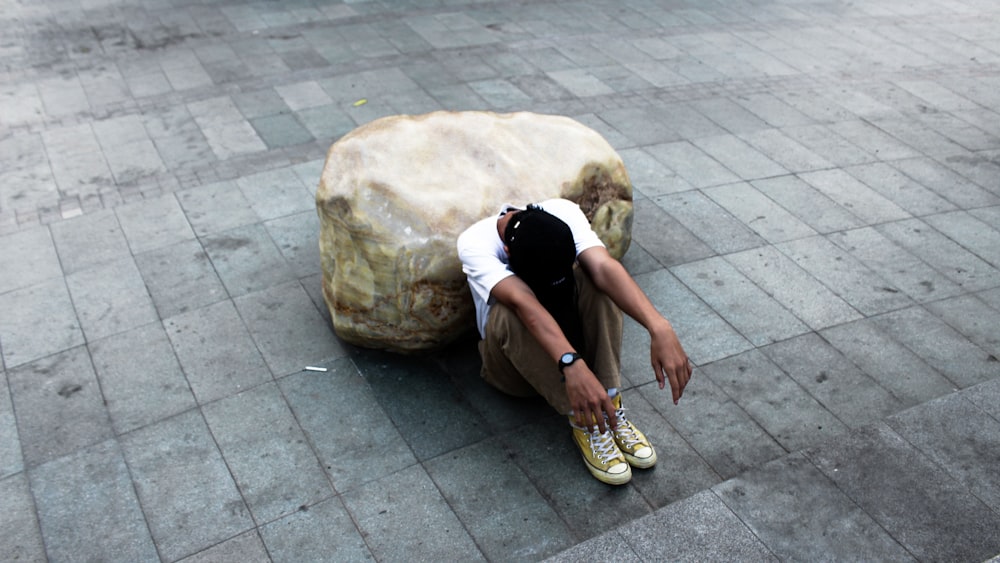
[{"x1": 558, "y1": 352, "x2": 582, "y2": 373}]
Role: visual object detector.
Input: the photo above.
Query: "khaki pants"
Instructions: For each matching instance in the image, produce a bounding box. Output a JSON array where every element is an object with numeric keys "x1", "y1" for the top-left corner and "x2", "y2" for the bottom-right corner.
[{"x1": 478, "y1": 268, "x2": 623, "y2": 414}]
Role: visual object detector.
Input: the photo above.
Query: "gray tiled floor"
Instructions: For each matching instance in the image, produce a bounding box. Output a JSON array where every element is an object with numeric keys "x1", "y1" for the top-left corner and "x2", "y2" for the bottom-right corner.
[{"x1": 2, "y1": 0, "x2": 1000, "y2": 561}]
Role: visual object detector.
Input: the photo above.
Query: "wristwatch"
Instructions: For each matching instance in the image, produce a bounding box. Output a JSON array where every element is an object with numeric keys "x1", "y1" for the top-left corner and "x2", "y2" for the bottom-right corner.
[{"x1": 558, "y1": 352, "x2": 582, "y2": 373}]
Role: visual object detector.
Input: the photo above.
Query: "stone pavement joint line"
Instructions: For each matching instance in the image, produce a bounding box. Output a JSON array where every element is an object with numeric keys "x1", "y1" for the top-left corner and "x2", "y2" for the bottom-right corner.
[{"x1": 1, "y1": 0, "x2": 1000, "y2": 561}]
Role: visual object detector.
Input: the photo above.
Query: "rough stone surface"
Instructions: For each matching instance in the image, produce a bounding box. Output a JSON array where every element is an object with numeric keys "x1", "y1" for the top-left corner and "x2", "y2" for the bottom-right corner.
[{"x1": 316, "y1": 111, "x2": 634, "y2": 353}]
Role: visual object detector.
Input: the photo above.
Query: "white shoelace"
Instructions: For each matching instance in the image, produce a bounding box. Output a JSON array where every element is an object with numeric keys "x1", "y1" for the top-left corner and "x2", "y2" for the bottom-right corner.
[
  {"x1": 572, "y1": 423, "x2": 620, "y2": 464},
  {"x1": 614, "y1": 409, "x2": 642, "y2": 449}
]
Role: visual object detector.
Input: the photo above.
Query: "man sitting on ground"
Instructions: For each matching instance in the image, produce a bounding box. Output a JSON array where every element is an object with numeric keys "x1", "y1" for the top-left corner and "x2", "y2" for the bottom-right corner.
[{"x1": 457, "y1": 198, "x2": 692, "y2": 484}]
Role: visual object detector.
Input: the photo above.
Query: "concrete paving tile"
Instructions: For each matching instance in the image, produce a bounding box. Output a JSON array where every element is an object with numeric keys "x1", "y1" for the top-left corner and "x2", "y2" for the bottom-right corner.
[
  {"x1": 502, "y1": 413, "x2": 653, "y2": 536},
  {"x1": 263, "y1": 211, "x2": 321, "y2": 279},
  {"x1": 656, "y1": 102, "x2": 729, "y2": 140},
  {"x1": 629, "y1": 200, "x2": 714, "y2": 267},
  {"x1": 871, "y1": 116, "x2": 970, "y2": 157},
  {"x1": 892, "y1": 157, "x2": 1000, "y2": 209},
  {"x1": 280, "y1": 359, "x2": 416, "y2": 493},
  {"x1": 426, "y1": 437, "x2": 576, "y2": 560},
  {"x1": 236, "y1": 167, "x2": 314, "y2": 221},
  {"x1": 0, "y1": 372, "x2": 22, "y2": 478},
  {"x1": 0, "y1": 473, "x2": 45, "y2": 561},
  {"x1": 176, "y1": 180, "x2": 258, "y2": 236},
  {"x1": 619, "y1": 240, "x2": 663, "y2": 278},
  {"x1": 776, "y1": 235, "x2": 913, "y2": 316},
  {"x1": 89, "y1": 323, "x2": 196, "y2": 434},
  {"x1": 874, "y1": 307, "x2": 1000, "y2": 388},
  {"x1": 844, "y1": 162, "x2": 957, "y2": 217},
  {"x1": 121, "y1": 410, "x2": 253, "y2": 561},
  {"x1": 164, "y1": 299, "x2": 271, "y2": 403},
  {"x1": 827, "y1": 120, "x2": 922, "y2": 161},
  {"x1": 201, "y1": 119, "x2": 268, "y2": 160},
  {"x1": 690, "y1": 97, "x2": 772, "y2": 135},
  {"x1": 50, "y1": 208, "x2": 131, "y2": 274},
  {"x1": 617, "y1": 147, "x2": 690, "y2": 198},
  {"x1": 352, "y1": 348, "x2": 489, "y2": 461},
  {"x1": 672, "y1": 256, "x2": 810, "y2": 346},
  {"x1": 737, "y1": 129, "x2": 835, "y2": 174},
  {"x1": 925, "y1": 294, "x2": 1000, "y2": 356},
  {"x1": 343, "y1": 464, "x2": 485, "y2": 561},
  {"x1": 384, "y1": 86, "x2": 444, "y2": 115},
  {"x1": 0, "y1": 225, "x2": 62, "y2": 295},
  {"x1": 749, "y1": 175, "x2": 863, "y2": 234},
  {"x1": 821, "y1": 318, "x2": 957, "y2": 408},
  {"x1": 799, "y1": 169, "x2": 911, "y2": 225},
  {"x1": 545, "y1": 530, "x2": 640, "y2": 563},
  {"x1": 924, "y1": 210, "x2": 1000, "y2": 268},
  {"x1": 234, "y1": 281, "x2": 344, "y2": 376},
  {"x1": 115, "y1": 193, "x2": 195, "y2": 254},
  {"x1": 618, "y1": 388, "x2": 722, "y2": 507},
  {"x1": 260, "y1": 498, "x2": 372, "y2": 562},
  {"x1": 692, "y1": 134, "x2": 788, "y2": 180},
  {"x1": 619, "y1": 490, "x2": 777, "y2": 562},
  {"x1": 640, "y1": 375, "x2": 785, "y2": 480},
  {"x1": 726, "y1": 245, "x2": 861, "y2": 330},
  {"x1": 66, "y1": 256, "x2": 157, "y2": 341},
  {"x1": 178, "y1": 530, "x2": 270, "y2": 563},
  {"x1": 644, "y1": 141, "x2": 740, "y2": 189},
  {"x1": 916, "y1": 111, "x2": 1000, "y2": 152},
  {"x1": 888, "y1": 392, "x2": 1000, "y2": 511},
  {"x1": 251, "y1": 113, "x2": 314, "y2": 149},
  {"x1": 761, "y1": 333, "x2": 904, "y2": 428},
  {"x1": 48, "y1": 149, "x2": 114, "y2": 194},
  {"x1": 771, "y1": 89, "x2": 856, "y2": 124},
  {"x1": 703, "y1": 182, "x2": 817, "y2": 244},
  {"x1": 296, "y1": 104, "x2": 359, "y2": 142},
  {"x1": 599, "y1": 106, "x2": 681, "y2": 148},
  {"x1": 731, "y1": 93, "x2": 815, "y2": 128},
  {"x1": 964, "y1": 378, "x2": 1000, "y2": 422},
  {"x1": 232, "y1": 88, "x2": 290, "y2": 120},
  {"x1": 0, "y1": 278, "x2": 84, "y2": 369},
  {"x1": 804, "y1": 423, "x2": 1000, "y2": 562},
  {"x1": 782, "y1": 124, "x2": 876, "y2": 167},
  {"x1": 940, "y1": 153, "x2": 1000, "y2": 196},
  {"x1": 829, "y1": 227, "x2": 963, "y2": 303},
  {"x1": 7, "y1": 346, "x2": 113, "y2": 467},
  {"x1": 633, "y1": 268, "x2": 753, "y2": 365},
  {"x1": 274, "y1": 80, "x2": 333, "y2": 112},
  {"x1": 135, "y1": 238, "x2": 227, "y2": 319},
  {"x1": 716, "y1": 452, "x2": 913, "y2": 561},
  {"x1": 202, "y1": 383, "x2": 332, "y2": 524},
  {"x1": 878, "y1": 218, "x2": 1000, "y2": 291},
  {"x1": 162, "y1": 63, "x2": 214, "y2": 91},
  {"x1": 30, "y1": 439, "x2": 157, "y2": 562},
  {"x1": 654, "y1": 191, "x2": 767, "y2": 254},
  {"x1": 701, "y1": 350, "x2": 849, "y2": 451},
  {"x1": 202, "y1": 223, "x2": 296, "y2": 298}
]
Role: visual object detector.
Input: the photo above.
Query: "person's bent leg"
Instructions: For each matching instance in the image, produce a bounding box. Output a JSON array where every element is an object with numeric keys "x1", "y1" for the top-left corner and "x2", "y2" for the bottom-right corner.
[{"x1": 480, "y1": 303, "x2": 572, "y2": 413}]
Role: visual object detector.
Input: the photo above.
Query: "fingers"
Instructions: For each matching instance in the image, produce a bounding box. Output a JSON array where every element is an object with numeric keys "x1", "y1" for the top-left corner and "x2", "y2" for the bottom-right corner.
[{"x1": 659, "y1": 357, "x2": 694, "y2": 405}]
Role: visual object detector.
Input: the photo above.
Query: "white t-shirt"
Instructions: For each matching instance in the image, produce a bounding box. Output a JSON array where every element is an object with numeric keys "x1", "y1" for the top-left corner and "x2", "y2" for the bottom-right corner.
[{"x1": 456, "y1": 198, "x2": 605, "y2": 338}]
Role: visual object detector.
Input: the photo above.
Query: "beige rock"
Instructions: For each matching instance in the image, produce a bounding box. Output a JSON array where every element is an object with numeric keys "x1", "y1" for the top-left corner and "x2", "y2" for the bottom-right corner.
[{"x1": 316, "y1": 110, "x2": 633, "y2": 353}]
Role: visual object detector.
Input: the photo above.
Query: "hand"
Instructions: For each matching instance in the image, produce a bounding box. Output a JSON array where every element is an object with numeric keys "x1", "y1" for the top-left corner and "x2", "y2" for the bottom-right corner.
[
  {"x1": 563, "y1": 361, "x2": 617, "y2": 433},
  {"x1": 650, "y1": 321, "x2": 692, "y2": 404}
]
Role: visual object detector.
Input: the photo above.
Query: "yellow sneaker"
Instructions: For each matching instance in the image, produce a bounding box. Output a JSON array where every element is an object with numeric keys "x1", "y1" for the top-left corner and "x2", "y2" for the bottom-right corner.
[
  {"x1": 610, "y1": 394, "x2": 657, "y2": 469},
  {"x1": 570, "y1": 419, "x2": 632, "y2": 485}
]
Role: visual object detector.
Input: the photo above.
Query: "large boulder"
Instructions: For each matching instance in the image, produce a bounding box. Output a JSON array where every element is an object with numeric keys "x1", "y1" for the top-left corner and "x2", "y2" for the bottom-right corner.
[{"x1": 316, "y1": 110, "x2": 633, "y2": 353}]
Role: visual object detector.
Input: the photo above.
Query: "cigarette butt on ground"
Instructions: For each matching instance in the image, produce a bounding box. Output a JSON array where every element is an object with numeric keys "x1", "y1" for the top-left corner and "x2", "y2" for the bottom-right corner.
[{"x1": 304, "y1": 366, "x2": 328, "y2": 372}]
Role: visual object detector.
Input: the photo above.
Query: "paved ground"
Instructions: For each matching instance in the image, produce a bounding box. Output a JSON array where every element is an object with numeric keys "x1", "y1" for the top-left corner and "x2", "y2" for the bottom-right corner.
[{"x1": 2, "y1": 0, "x2": 1000, "y2": 561}]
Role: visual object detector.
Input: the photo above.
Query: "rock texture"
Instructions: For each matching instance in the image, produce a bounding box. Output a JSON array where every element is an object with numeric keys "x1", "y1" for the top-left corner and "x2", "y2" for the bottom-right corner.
[{"x1": 316, "y1": 110, "x2": 633, "y2": 353}]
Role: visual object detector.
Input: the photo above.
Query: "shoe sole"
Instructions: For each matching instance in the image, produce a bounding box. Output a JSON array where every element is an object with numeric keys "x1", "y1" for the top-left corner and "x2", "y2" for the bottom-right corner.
[
  {"x1": 623, "y1": 449, "x2": 657, "y2": 469},
  {"x1": 582, "y1": 456, "x2": 632, "y2": 485}
]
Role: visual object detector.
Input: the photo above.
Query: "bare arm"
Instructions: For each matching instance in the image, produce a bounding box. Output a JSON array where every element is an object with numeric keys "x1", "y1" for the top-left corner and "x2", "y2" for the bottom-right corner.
[
  {"x1": 579, "y1": 246, "x2": 692, "y2": 404},
  {"x1": 490, "y1": 275, "x2": 617, "y2": 431}
]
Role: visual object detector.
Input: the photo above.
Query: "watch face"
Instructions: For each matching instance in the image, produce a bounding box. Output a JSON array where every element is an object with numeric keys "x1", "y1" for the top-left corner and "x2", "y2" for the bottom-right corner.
[{"x1": 560, "y1": 353, "x2": 575, "y2": 364}]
